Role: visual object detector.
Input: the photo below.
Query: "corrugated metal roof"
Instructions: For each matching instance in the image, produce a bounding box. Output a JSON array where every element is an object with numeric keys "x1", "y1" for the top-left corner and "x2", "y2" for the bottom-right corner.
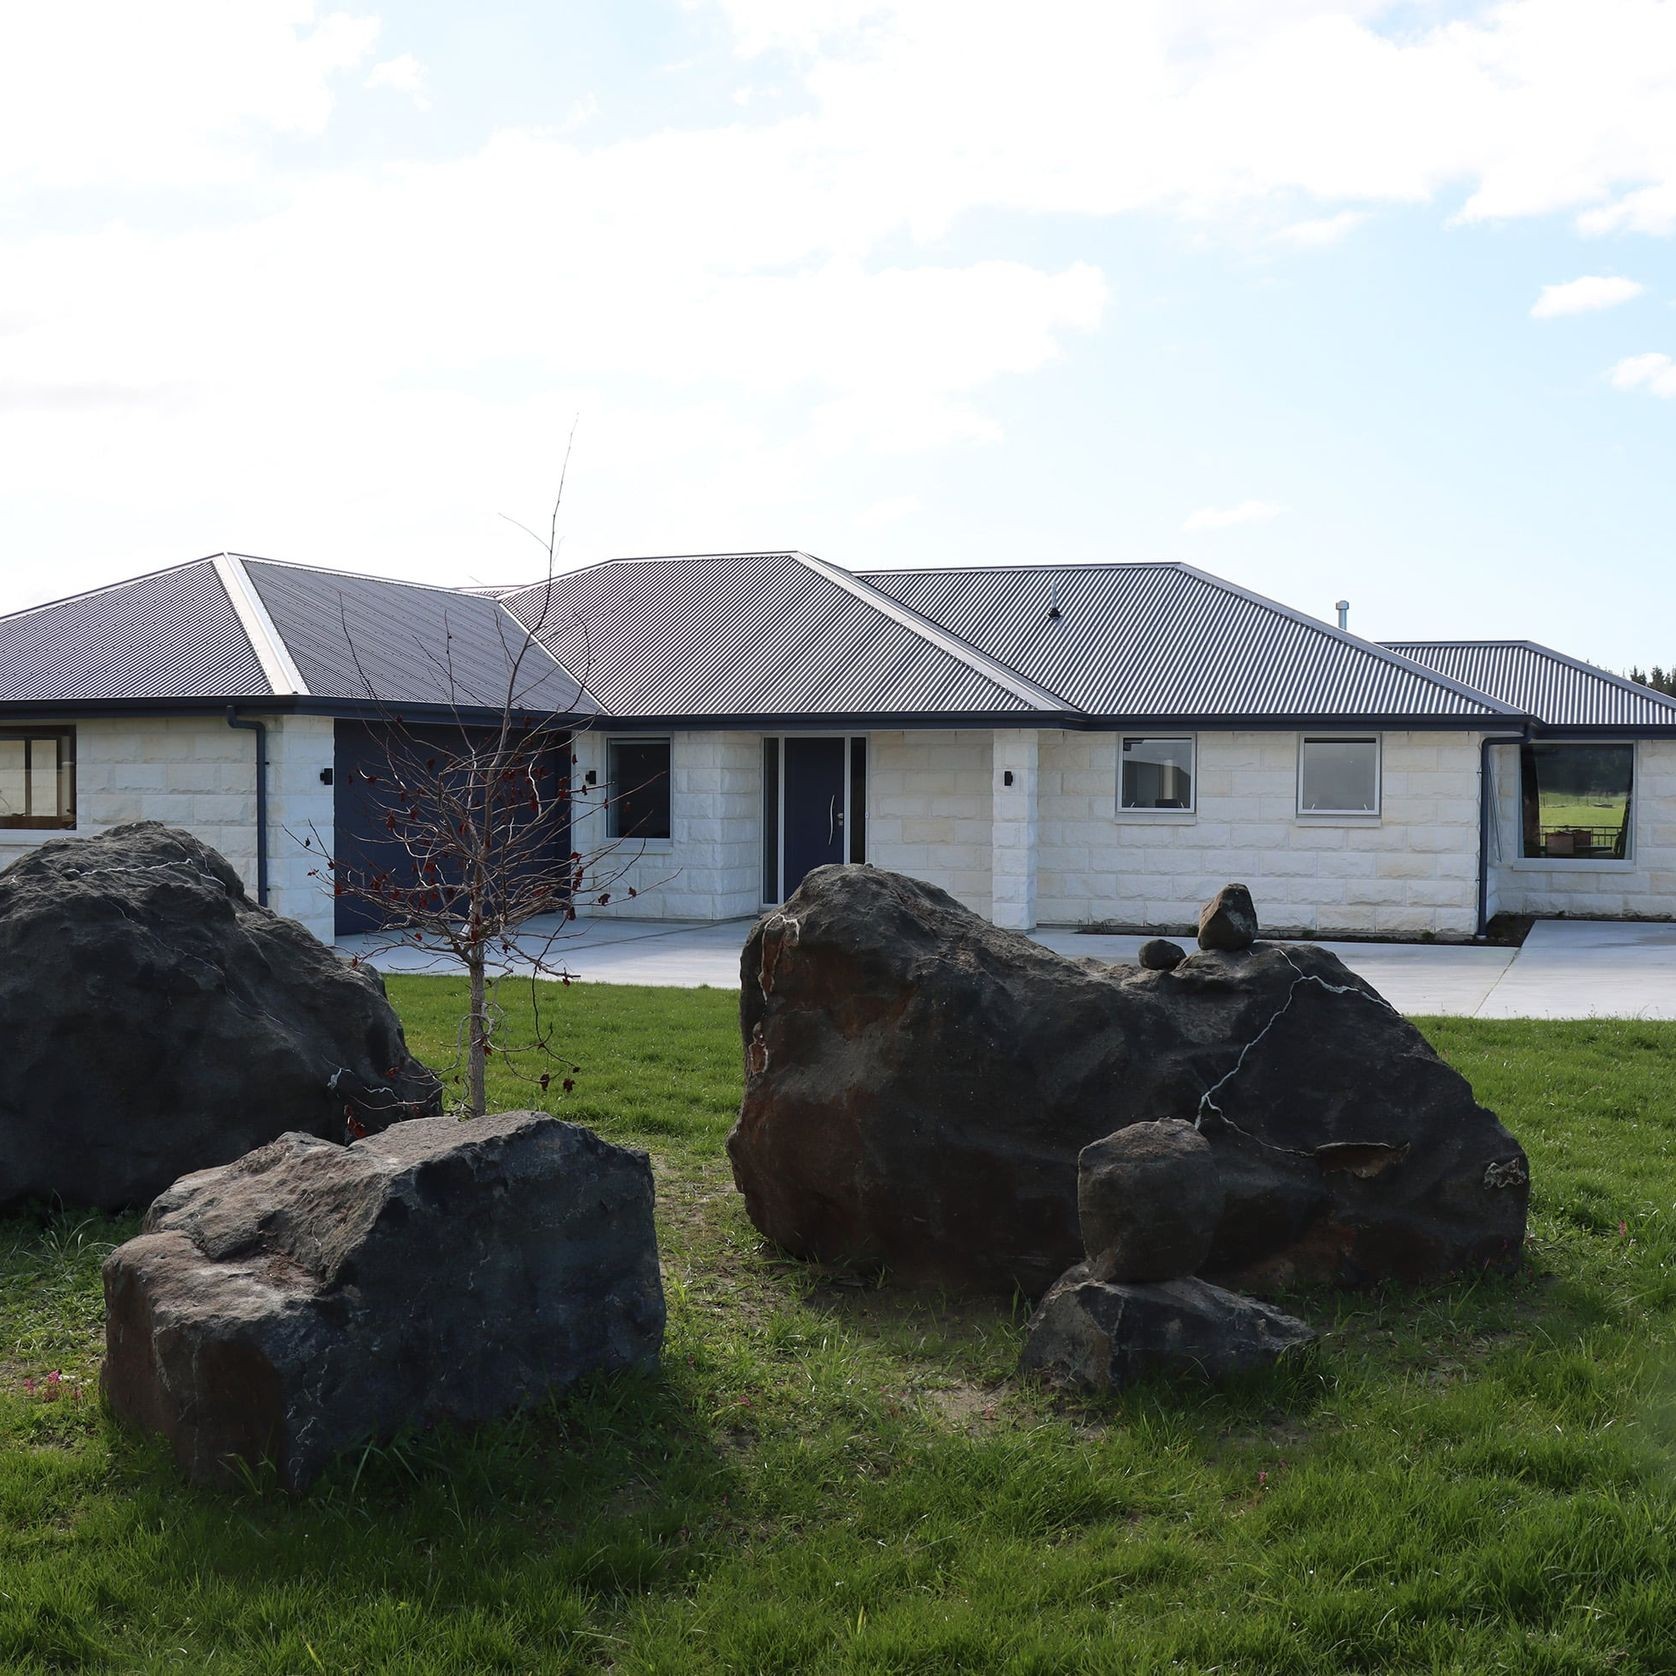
[
  {"x1": 858, "y1": 563, "x2": 1515, "y2": 720},
  {"x1": 0, "y1": 559, "x2": 272, "y2": 704},
  {"x1": 501, "y1": 552, "x2": 1055, "y2": 717},
  {"x1": 242, "y1": 558, "x2": 594, "y2": 715},
  {"x1": 1387, "y1": 641, "x2": 1676, "y2": 729}
]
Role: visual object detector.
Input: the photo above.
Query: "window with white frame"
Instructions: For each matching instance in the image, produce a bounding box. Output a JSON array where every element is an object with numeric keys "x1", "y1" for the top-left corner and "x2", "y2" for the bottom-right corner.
[
  {"x1": 0, "y1": 729, "x2": 76, "y2": 830},
  {"x1": 607, "y1": 737, "x2": 672, "y2": 840},
  {"x1": 1297, "y1": 736, "x2": 1380, "y2": 815},
  {"x1": 1119, "y1": 735, "x2": 1195, "y2": 811}
]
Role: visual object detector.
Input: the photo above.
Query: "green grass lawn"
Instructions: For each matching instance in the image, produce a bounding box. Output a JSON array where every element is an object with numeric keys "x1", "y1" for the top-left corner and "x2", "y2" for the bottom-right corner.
[{"x1": 3, "y1": 983, "x2": 1674, "y2": 1674}]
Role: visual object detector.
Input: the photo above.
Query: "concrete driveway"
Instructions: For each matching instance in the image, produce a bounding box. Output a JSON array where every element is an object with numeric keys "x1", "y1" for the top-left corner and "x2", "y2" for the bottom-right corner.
[{"x1": 342, "y1": 914, "x2": 1676, "y2": 1019}]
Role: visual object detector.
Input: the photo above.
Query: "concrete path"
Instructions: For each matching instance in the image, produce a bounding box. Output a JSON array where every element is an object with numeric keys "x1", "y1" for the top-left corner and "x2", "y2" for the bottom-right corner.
[{"x1": 342, "y1": 914, "x2": 1676, "y2": 1019}]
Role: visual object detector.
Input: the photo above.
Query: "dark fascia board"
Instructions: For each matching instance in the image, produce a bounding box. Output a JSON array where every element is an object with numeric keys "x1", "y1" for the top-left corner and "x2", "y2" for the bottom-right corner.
[
  {"x1": 33, "y1": 697, "x2": 1676, "y2": 736},
  {"x1": 0, "y1": 695, "x2": 593, "y2": 728},
  {"x1": 581, "y1": 710, "x2": 1534, "y2": 734},
  {"x1": 1526, "y1": 723, "x2": 1676, "y2": 741}
]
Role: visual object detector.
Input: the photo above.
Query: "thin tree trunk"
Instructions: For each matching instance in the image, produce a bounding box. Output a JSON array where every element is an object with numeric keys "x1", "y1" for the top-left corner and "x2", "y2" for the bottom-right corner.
[{"x1": 467, "y1": 951, "x2": 488, "y2": 1118}]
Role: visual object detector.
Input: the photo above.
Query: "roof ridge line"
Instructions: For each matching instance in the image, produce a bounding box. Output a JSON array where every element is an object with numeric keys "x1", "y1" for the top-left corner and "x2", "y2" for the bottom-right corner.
[
  {"x1": 234, "y1": 552, "x2": 521, "y2": 600},
  {"x1": 213, "y1": 555, "x2": 310, "y2": 698},
  {"x1": 1170, "y1": 563, "x2": 1521, "y2": 718},
  {"x1": 498, "y1": 551, "x2": 804, "y2": 596},
  {"x1": 854, "y1": 560, "x2": 1183, "y2": 578},
  {"x1": 790, "y1": 552, "x2": 1076, "y2": 713}
]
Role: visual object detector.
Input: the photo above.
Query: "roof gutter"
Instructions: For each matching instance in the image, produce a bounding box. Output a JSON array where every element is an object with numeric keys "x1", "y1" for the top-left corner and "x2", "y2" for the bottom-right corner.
[{"x1": 225, "y1": 707, "x2": 269, "y2": 907}]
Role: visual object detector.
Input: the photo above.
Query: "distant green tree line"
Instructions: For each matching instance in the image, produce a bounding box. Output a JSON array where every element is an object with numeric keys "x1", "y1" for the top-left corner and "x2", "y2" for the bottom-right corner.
[{"x1": 1628, "y1": 665, "x2": 1676, "y2": 696}]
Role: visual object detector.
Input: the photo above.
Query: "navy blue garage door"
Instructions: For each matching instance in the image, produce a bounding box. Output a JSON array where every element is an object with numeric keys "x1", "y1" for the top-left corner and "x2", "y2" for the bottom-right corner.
[{"x1": 332, "y1": 721, "x2": 572, "y2": 936}]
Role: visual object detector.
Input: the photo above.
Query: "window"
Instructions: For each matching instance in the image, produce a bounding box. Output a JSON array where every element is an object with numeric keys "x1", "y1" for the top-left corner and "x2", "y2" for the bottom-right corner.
[
  {"x1": 607, "y1": 737, "x2": 671, "y2": 841},
  {"x1": 1298, "y1": 736, "x2": 1379, "y2": 815},
  {"x1": 1120, "y1": 736, "x2": 1195, "y2": 811},
  {"x1": 0, "y1": 729, "x2": 75, "y2": 830},
  {"x1": 1520, "y1": 742, "x2": 1634, "y2": 861}
]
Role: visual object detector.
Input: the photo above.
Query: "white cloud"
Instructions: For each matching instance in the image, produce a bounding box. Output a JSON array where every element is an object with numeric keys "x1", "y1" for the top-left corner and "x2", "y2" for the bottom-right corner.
[
  {"x1": 1609, "y1": 353, "x2": 1676, "y2": 397},
  {"x1": 365, "y1": 53, "x2": 429, "y2": 110},
  {"x1": 0, "y1": 3, "x2": 381, "y2": 195},
  {"x1": 1182, "y1": 500, "x2": 1285, "y2": 533},
  {"x1": 1530, "y1": 276, "x2": 1646, "y2": 318},
  {"x1": 855, "y1": 494, "x2": 921, "y2": 529},
  {"x1": 1271, "y1": 211, "x2": 1369, "y2": 248},
  {"x1": 1579, "y1": 182, "x2": 1676, "y2": 238},
  {"x1": 8, "y1": 0, "x2": 1676, "y2": 610}
]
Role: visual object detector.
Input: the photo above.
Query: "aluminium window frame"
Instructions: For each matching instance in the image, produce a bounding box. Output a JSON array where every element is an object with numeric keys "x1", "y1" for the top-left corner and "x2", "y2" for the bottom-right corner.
[
  {"x1": 605, "y1": 734, "x2": 674, "y2": 846},
  {"x1": 1116, "y1": 732, "x2": 1198, "y2": 816},
  {"x1": 1510, "y1": 737, "x2": 1639, "y2": 870},
  {"x1": 1295, "y1": 733, "x2": 1382, "y2": 819}
]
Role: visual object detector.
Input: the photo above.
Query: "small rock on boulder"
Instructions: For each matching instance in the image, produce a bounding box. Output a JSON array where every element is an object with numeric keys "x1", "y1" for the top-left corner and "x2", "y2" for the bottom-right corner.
[
  {"x1": 1079, "y1": 1120, "x2": 1222, "y2": 1281},
  {"x1": 1197, "y1": 883, "x2": 1258, "y2": 952},
  {"x1": 1021, "y1": 1269, "x2": 1315, "y2": 1393},
  {"x1": 0, "y1": 823, "x2": 440, "y2": 1211},
  {"x1": 102, "y1": 1111, "x2": 665, "y2": 1491},
  {"x1": 1137, "y1": 937, "x2": 1187, "y2": 971}
]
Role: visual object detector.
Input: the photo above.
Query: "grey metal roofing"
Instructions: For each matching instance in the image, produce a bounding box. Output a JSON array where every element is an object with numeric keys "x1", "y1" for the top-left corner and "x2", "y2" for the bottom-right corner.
[
  {"x1": 857, "y1": 562, "x2": 1516, "y2": 720},
  {"x1": 0, "y1": 559, "x2": 272, "y2": 704},
  {"x1": 241, "y1": 558, "x2": 594, "y2": 714},
  {"x1": 500, "y1": 551, "x2": 1060, "y2": 718},
  {"x1": 1387, "y1": 640, "x2": 1676, "y2": 730}
]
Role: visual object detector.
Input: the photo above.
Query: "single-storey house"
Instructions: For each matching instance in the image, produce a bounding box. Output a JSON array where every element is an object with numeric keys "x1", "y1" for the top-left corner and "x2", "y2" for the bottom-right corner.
[{"x1": 2, "y1": 549, "x2": 1672, "y2": 945}]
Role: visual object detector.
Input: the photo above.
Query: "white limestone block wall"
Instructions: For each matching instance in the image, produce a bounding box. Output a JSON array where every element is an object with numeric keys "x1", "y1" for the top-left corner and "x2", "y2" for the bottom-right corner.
[
  {"x1": 265, "y1": 715, "x2": 335, "y2": 943},
  {"x1": 0, "y1": 713, "x2": 336, "y2": 944},
  {"x1": 866, "y1": 730, "x2": 995, "y2": 920},
  {"x1": 990, "y1": 729, "x2": 1038, "y2": 930},
  {"x1": 1035, "y1": 729, "x2": 1485, "y2": 937},
  {"x1": 570, "y1": 729, "x2": 761, "y2": 920},
  {"x1": 1486, "y1": 739, "x2": 1676, "y2": 920}
]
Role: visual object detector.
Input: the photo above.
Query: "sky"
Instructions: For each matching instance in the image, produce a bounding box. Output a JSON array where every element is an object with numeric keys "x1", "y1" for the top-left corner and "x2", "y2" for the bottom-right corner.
[{"x1": 1, "y1": 0, "x2": 1673, "y2": 670}]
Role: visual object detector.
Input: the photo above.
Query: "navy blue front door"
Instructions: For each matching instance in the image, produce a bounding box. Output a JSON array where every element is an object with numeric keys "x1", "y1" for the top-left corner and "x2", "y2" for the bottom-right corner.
[{"x1": 782, "y1": 737, "x2": 847, "y2": 896}]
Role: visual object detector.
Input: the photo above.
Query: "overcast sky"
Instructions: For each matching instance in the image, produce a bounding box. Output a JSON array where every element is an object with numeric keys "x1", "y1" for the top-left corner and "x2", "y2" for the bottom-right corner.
[{"x1": 3, "y1": 1, "x2": 1673, "y2": 668}]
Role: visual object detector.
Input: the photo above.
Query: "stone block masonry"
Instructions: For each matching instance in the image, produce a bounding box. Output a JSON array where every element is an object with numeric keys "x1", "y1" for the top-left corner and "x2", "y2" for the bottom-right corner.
[
  {"x1": 570, "y1": 730, "x2": 762, "y2": 921},
  {"x1": 1036, "y1": 729, "x2": 1486, "y2": 937},
  {"x1": 0, "y1": 714, "x2": 336, "y2": 944}
]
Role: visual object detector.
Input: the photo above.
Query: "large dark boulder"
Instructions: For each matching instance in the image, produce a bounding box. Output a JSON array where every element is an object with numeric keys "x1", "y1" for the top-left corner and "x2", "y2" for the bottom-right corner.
[
  {"x1": 727, "y1": 866, "x2": 1529, "y2": 1296},
  {"x1": 1021, "y1": 1269, "x2": 1316, "y2": 1392},
  {"x1": 0, "y1": 823, "x2": 440, "y2": 1210},
  {"x1": 102, "y1": 1110, "x2": 665, "y2": 1491}
]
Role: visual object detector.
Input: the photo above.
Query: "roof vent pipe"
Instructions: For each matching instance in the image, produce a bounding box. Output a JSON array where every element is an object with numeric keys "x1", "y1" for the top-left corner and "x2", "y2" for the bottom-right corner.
[{"x1": 1336, "y1": 599, "x2": 1350, "y2": 631}]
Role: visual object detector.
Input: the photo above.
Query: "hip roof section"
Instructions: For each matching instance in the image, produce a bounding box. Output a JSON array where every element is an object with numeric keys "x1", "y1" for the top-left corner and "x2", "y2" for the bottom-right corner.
[
  {"x1": 239, "y1": 558, "x2": 594, "y2": 714},
  {"x1": 1387, "y1": 640, "x2": 1676, "y2": 730},
  {"x1": 0, "y1": 559, "x2": 272, "y2": 705},
  {"x1": 857, "y1": 562, "x2": 1518, "y2": 721},
  {"x1": 499, "y1": 551, "x2": 1065, "y2": 719}
]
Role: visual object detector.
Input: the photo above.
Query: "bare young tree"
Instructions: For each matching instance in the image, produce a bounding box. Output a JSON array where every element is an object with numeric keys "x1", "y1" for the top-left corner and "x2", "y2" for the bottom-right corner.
[{"x1": 303, "y1": 457, "x2": 668, "y2": 1116}]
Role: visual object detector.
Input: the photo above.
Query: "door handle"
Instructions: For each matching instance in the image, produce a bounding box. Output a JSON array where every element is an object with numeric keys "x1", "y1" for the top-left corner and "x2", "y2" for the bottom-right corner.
[{"x1": 828, "y1": 796, "x2": 836, "y2": 843}]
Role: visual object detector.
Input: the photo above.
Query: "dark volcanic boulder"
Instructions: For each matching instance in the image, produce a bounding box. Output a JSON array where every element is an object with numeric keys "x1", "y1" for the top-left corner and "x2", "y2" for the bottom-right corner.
[
  {"x1": 1079, "y1": 1120, "x2": 1222, "y2": 1281},
  {"x1": 0, "y1": 823, "x2": 440, "y2": 1210},
  {"x1": 727, "y1": 866, "x2": 1529, "y2": 1296},
  {"x1": 1198, "y1": 883, "x2": 1258, "y2": 951},
  {"x1": 1021, "y1": 1269, "x2": 1316, "y2": 1392},
  {"x1": 102, "y1": 1110, "x2": 665, "y2": 1491}
]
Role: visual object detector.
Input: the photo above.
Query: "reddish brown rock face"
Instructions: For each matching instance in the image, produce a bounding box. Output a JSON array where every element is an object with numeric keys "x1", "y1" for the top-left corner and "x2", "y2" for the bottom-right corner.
[{"x1": 727, "y1": 867, "x2": 1529, "y2": 1298}]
